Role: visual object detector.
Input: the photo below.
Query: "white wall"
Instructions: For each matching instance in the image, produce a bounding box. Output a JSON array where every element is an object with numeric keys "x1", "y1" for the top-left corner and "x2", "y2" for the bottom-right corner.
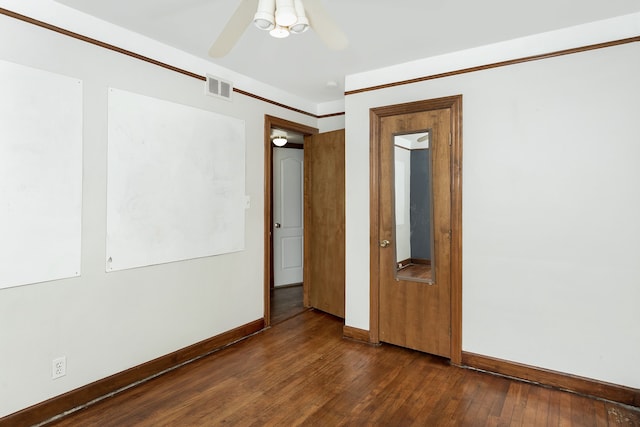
[
  {"x1": 318, "y1": 114, "x2": 346, "y2": 134},
  {"x1": 394, "y1": 147, "x2": 412, "y2": 262},
  {"x1": 344, "y1": 38, "x2": 640, "y2": 388},
  {"x1": 0, "y1": 12, "x2": 319, "y2": 418}
]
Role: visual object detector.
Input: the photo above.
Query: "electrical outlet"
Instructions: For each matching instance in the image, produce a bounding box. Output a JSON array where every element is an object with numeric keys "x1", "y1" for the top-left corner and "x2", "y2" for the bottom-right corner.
[{"x1": 52, "y1": 356, "x2": 66, "y2": 379}]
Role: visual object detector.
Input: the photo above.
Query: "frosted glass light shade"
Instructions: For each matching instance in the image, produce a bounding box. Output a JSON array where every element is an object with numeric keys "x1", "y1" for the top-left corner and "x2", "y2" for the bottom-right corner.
[
  {"x1": 273, "y1": 136, "x2": 288, "y2": 146},
  {"x1": 254, "y1": 0, "x2": 276, "y2": 30},
  {"x1": 270, "y1": 25, "x2": 290, "y2": 38},
  {"x1": 290, "y1": 0, "x2": 309, "y2": 33},
  {"x1": 254, "y1": 15, "x2": 275, "y2": 30}
]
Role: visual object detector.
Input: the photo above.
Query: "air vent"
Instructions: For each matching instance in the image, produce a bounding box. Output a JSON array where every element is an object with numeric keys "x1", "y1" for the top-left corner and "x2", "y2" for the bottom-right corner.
[{"x1": 205, "y1": 74, "x2": 233, "y2": 101}]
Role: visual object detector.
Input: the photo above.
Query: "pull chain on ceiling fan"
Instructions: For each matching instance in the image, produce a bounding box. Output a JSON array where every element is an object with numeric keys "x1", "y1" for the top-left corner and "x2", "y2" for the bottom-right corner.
[{"x1": 209, "y1": 0, "x2": 348, "y2": 57}]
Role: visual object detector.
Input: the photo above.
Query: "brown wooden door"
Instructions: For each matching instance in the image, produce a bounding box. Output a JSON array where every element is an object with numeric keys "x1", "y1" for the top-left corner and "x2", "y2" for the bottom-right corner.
[
  {"x1": 378, "y1": 109, "x2": 452, "y2": 356},
  {"x1": 304, "y1": 129, "x2": 345, "y2": 318}
]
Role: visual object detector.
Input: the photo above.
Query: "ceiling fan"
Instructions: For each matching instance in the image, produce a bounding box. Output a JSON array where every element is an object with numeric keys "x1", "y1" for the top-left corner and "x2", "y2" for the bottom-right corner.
[{"x1": 209, "y1": 0, "x2": 348, "y2": 57}]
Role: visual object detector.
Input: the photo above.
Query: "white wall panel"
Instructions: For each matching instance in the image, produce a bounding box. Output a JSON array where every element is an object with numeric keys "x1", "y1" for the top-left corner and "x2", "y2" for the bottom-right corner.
[
  {"x1": 0, "y1": 60, "x2": 82, "y2": 289},
  {"x1": 106, "y1": 88, "x2": 245, "y2": 271}
]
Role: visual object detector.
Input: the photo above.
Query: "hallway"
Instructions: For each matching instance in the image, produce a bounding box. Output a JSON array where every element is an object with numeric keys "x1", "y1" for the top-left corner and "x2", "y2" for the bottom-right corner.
[{"x1": 270, "y1": 283, "x2": 306, "y2": 325}]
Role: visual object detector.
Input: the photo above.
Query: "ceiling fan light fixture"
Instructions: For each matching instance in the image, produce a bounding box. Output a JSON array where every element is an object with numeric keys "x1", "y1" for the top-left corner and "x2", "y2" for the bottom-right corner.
[
  {"x1": 254, "y1": 0, "x2": 276, "y2": 30},
  {"x1": 273, "y1": 136, "x2": 288, "y2": 146},
  {"x1": 274, "y1": 0, "x2": 298, "y2": 27},
  {"x1": 209, "y1": 0, "x2": 349, "y2": 58},
  {"x1": 289, "y1": 0, "x2": 309, "y2": 34},
  {"x1": 254, "y1": 15, "x2": 275, "y2": 30},
  {"x1": 290, "y1": 0, "x2": 309, "y2": 33},
  {"x1": 289, "y1": 19, "x2": 309, "y2": 34},
  {"x1": 270, "y1": 25, "x2": 290, "y2": 38}
]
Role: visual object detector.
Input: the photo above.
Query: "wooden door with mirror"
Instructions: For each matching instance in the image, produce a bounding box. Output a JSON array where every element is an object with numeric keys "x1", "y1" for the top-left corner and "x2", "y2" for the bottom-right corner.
[{"x1": 371, "y1": 96, "x2": 462, "y2": 362}]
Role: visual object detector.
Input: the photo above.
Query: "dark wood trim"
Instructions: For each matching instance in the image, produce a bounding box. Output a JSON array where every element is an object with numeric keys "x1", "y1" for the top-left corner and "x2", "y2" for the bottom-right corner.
[
  {"x1": 0, "y1": 7, "x2": 204, "y2": 82},
  {"x1": 264, "y1": 115, "x2": 318, "y2": 326},
  {"x1": 448, "y1": 96, "x2": 463, "y2": 366},
  {"x1": 281, "y1": 142, "x2": 304, "y2": 150},
  {"x1": 303, "y1": 139, "x2": 310, "y2": 309},
  {"x1": 368, "y1": 109, "x2": 382, "y2": 345},
  {"x1": 265, "y1": 117, "x2": 275, "y2": 301},
  {"x1": 369, "y1": 96, "x2": 463, "y2": 364},
  {"x1": 0, "y1": 7, "x2": 346, "y2": 120},
  {"x1": 1, "y1": 318, "x2": 265, "y2": 427},
  {"x1": 342, "y1": 325, "x2": 372, "y2": 343},
  {"x1": 462, "y1": 351, "x2": 640, "y2": 408},
  {"x1": 234, "y1": 88, "x2": 319, "y2": 118},
  {"x1": 313, "y1": 111, "x2": 346, "y2": 119},
  {"x1": 265, "y1": 117, "x2": 319, "y2": 136},
  {"x1": 346, "y1": 36, "x2": 640, "y2": 97},
  {"x1": 317, "y1": 111, "x2": 346, "y2": 119}
]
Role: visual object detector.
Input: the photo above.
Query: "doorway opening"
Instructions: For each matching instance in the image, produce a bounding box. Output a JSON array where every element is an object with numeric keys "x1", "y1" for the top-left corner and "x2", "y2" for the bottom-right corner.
[{"x1": 264, "y1": 115, "x2": 318, "y2": 326}]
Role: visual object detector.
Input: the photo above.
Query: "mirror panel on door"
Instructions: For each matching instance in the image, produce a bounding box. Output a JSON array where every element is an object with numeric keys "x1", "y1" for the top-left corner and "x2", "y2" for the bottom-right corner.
[{"x1": 393, "y1": 131, "x2": 434, "y2": 284}]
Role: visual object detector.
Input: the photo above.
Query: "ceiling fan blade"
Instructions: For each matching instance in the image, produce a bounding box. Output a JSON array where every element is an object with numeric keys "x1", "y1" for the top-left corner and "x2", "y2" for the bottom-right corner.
[
  {"x1": 303, "y1": 0, "x2": 348, "y2": 50},
  {"x1": 209, "y1": 0, "x2": 259, "y2": 57}
]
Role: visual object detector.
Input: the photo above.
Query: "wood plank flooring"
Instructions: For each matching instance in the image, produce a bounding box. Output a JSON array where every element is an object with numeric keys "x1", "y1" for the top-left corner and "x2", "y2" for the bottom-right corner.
[
  {"x1": 397, "y1": 263, "x2": 433, "y2": 282},
  {"x1": 270, "y1": 284, "x2": 307, "y2": 325},
  {"x1": 47, "y1": 311, "x2": 640, "y2": 426}
]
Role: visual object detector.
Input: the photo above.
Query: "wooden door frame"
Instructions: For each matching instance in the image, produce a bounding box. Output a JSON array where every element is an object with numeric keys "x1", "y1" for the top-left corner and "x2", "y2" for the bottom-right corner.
[
  {"x1": 369, "y1": 96, "x2": 463, "y2": 365},
  {"x1": 264, "y1": 115, "x2": 318, "y2": 326}
]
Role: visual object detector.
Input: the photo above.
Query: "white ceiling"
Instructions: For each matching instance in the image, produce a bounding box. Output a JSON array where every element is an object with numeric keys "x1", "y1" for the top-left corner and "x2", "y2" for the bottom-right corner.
[{"x1": 54, "y1": 0, "x2": 640, "y2": 104}]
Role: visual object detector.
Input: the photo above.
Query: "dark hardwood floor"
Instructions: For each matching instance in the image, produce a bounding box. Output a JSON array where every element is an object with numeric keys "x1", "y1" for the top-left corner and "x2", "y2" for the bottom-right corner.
[
  {"x1": 270, "y1": 283, "x2": 307, "y2": 325},
  {"x1": 397, "y1": 263, "x2": 432, "y2": 281},
  {"x1": 47, "y1": 311, "x2": 639, "y2": 426}
]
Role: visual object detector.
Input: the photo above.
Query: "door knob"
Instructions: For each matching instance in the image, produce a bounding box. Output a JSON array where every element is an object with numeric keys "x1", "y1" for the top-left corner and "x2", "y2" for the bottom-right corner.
[
  {"x1": 379, "y1": 239, "x2": 391, "y2": 248},
  {"x1": 274, "y1": 222, "x2": 281, "y2": 228}
]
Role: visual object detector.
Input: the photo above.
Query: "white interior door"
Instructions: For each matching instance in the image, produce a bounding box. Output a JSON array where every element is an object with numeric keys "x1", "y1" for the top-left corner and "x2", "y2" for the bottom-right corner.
[{"x1": 273, "y1": 147, "x2": 304, "y2": 286}]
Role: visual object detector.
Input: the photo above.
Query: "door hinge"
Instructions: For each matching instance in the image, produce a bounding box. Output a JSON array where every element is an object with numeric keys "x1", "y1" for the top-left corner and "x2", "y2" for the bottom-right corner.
[
  {"x1": 447, "y1": 229, "x2": 452, "y2": 241},
  {"x1": 448, "y1": 133, "x2": 452, "y2": 146}
]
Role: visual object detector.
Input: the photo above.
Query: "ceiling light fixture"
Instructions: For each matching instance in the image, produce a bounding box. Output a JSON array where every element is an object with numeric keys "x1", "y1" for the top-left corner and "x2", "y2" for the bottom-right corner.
[
  {"x1": 272, "y1": 136, "x2": 288, "y2": 146},
  {"x1": 274, "y1": 0, "x2": 297, "y2": 27},
  {"x1": 254, "y1": 0, "x2": 309, "y2": 39},
  {"x1": 270, "y1": 25, "x2": 290, "y2": 39}
]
